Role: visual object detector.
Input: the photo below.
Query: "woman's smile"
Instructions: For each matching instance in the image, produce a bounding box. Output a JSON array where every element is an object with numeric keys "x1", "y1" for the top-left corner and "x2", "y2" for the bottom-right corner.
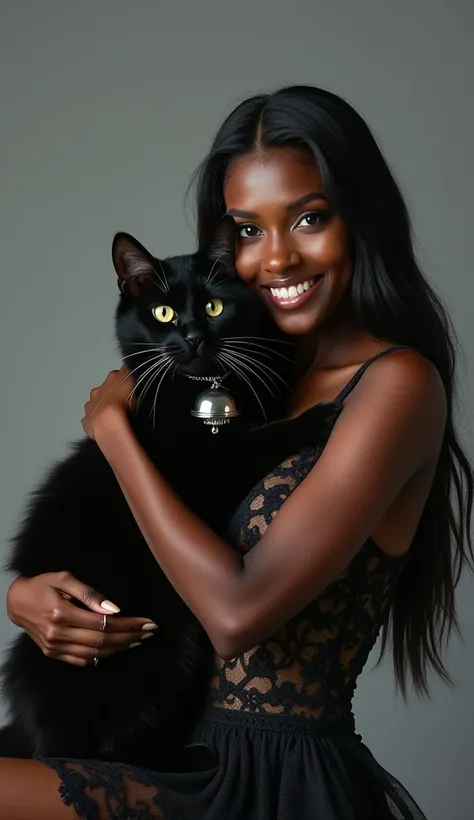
[{"x1": 262, "y1": 272, "x2": 325, "y2": 310}]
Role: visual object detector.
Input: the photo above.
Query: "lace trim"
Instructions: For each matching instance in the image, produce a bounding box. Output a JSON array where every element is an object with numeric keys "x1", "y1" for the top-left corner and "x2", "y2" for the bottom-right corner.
[
  {"x1": 199, "y1": 705, "x2": 358, "y2": 738},
  {"x1": 43, "y1": 757, "x2": 185, "y2": 820}
]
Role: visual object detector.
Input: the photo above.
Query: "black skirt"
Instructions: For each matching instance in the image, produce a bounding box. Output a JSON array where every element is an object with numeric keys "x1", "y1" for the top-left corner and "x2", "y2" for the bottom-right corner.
[{"x1": 43, "y1": 708, "x2": 427, "y2": 819}]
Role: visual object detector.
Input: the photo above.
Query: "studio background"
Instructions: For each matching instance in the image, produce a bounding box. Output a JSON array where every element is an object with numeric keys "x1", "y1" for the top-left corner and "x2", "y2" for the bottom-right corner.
[{"x1": 1, "y1": 2, "x2": 473, "y2": 818}]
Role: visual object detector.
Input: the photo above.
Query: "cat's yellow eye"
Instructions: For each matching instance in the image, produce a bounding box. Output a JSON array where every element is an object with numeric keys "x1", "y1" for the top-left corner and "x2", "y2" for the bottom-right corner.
[
  {"x1": 152, "y1": 305, "x2": 175, "y2": 323},
  {"x1": 205, "y1": 298, "x2": 223, "y2": 318}
]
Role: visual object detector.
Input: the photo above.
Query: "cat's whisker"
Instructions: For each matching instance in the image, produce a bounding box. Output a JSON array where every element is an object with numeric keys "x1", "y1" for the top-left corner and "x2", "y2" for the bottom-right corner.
[
  {"x1": 152, "y1": 358, "x2": 175, "y2": 430},
  {"x1": 222, "y1": 346, "x2": 290, "y2": 389},
  {"x1": 213, "y1": 356, "x2": 227, "y2": 376},
  {"x1": 134, "y1": 358, "x2": 172, "y2": 414},
  {"x1": 223, "y1": 335, "x2": 294, "y2": 346},
  {"x1": 128, "y1": 356, "x2": 172, "y2": 409},
  {"x1": 217, "y1": 353, "x2": 267, "y2": 421},
  {"x1": 125, "y1": 354, "x2": 170, "y2": 379},
  {"x1": 88, "y1": 363, "x2": 150, "y2": 418},
  {"x1": 127, "y1": 342, "x2": 170, "y2": 347},
  {"x1": 139, "y1": 356, "x2": 174, "y2": 413},
  {"x1": 136, "y1": 358, "x2": 173, "y2": 412},
  {"x1": 222, "y1": 340, "x2": 294, "y2": 364},
  {"x1": 220, "y1": 347, "x2": 286, "y2": 392},
  {"x1": 232, "y1": 357, "x2": 285, "y2": 396},
  {"x1": 223, "y1": 342, "x2": 293, "y2": 366},
  {"x1": 206, "y1": 252, "x2": 227, "y2": 287},
  {"x1": 122, "y1": 348, "x2": 169, "y2": 361},
  {"x1": 156, "y1": 259, "x2": 170, "y2": 292},
  {"x1": 136, "y1": 358, "x2": 171, "y2": 402},
  {"x1": 223, "y1": 346, "x2": 277, "y2": 366},
  {"x1": 122, "y1": 355, "x2": 170, "y2": 408},
  {"x1": 146, "y1": 258, "x2": 169, "y2": 292},
  {"x1": 220, "y1": 351, "x2": 278, "y2": 400},
  {"x1": 206, "y1": 277, "x2": 229, "y2": 291},
  {"x1": 205, "y1": 254, "x2": 222, "y2": 286},
  {"x1": 221, "y1": 350, "x2": 279, "y2": 400},
  {"x1": 220, "y1": 351, "x2": 281, "y2": 400},
  {"x1": 150, "y1": 272, "x2": 168, "y2": 293}
]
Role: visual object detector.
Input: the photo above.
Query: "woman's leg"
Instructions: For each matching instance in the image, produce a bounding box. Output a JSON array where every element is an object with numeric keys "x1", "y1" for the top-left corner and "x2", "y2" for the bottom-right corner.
[
  {"x1": 0, "y1": 759, "x2": 77, "y2": 820},
  {"x1": 0, "y1": 756, "x2": 172, "y2": 820}
]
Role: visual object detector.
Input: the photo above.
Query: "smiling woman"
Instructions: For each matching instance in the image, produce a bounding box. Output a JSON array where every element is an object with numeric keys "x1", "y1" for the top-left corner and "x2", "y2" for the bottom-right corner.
[
  {"x1": 1, "y1": 84, "x2": 472, "y2": 820},
  {"x1": 224, "y1": 152, "x2": 353, "y2": 334}
]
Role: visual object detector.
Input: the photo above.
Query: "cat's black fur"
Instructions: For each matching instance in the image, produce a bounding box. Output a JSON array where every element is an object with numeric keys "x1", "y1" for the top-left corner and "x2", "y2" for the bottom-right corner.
[{"x1": 0, "y1": 218, "x2": 339, "y2": 770}]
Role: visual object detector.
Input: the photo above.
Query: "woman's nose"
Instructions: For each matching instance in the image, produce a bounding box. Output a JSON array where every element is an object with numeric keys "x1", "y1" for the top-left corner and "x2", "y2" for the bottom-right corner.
[{"x1": 262, "y1": 236, "x2": 301, "y2": 276}]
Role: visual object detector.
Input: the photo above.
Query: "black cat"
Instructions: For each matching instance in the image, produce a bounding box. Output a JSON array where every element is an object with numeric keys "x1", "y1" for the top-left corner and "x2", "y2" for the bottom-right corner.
[{"x1": 0, "y1": 217, "x2": 310, "y2": 770}]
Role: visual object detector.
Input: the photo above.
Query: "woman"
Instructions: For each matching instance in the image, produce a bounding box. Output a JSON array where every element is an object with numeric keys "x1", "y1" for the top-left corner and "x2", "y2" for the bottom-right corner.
[{"x1": 1, "y1": 85, "x2": 472, "y2": 819}]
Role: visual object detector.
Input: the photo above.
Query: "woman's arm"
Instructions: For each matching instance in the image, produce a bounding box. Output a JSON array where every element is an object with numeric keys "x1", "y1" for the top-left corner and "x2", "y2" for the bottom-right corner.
[{"x1": 89, "y1": 351, "x2": 446, "y2": 659}]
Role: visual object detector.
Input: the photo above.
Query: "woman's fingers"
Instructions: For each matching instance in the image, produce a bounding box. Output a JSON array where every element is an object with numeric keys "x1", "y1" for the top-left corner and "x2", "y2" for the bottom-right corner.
[
  {"x1": 47, "y1": 626, "x2": 155, "y2": 652},
  {"x1": 6, "y1": 572, "x2": 158, "y2": 667},
  {"x1": 47, "y1": 599, "x2": 157, "y2": 633},
  {"x1": 46, "y1": 632, "x2": 155, "y2": 663},
  {"x1": 53, "y1": 654, "x2": 91, "y2": 667},
  {"x1": 49, "y1": 571, "x2": 121, "y2": 615}
]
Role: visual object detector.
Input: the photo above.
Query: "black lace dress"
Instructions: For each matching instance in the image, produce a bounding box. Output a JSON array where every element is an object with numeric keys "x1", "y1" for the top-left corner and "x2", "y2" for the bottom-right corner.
[{"x1": 42, "y1": 346, "x2": 428, "y2": 819}]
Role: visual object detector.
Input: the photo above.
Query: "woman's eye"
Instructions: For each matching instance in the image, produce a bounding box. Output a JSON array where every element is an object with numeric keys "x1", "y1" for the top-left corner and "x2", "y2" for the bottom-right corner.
[
  {"x1": 297, "y1": 211, "x2": 326, "y2": 228},
  {"x1": 152, "y1": 305, "x2": 176, "y2": 323},
  {"x1": 205, "y1": 298, "x2": 224, "y2": 318},
  {"x1": 238, "y1": 224, "x2": 262, "y2": 239}
]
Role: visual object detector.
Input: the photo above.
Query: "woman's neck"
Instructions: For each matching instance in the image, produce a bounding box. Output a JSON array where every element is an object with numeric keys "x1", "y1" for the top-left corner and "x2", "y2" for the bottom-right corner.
[
  {"x1": 296, "y1": 315, "x2": 357, "y2": 370},
  {"x1": 295, "y1": 314, "x2": 389, "y2": 380}
]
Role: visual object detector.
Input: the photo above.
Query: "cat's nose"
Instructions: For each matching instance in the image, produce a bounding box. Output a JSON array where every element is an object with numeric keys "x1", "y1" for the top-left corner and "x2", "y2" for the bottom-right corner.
[{"x1": 185, "y1": 332, "x2": 204, "y2": 351}]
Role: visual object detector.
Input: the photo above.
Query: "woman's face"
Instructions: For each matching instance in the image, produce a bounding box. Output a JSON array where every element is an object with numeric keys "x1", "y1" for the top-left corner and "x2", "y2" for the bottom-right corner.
[{"x1": 223, "y1": 147, "x2": 353, "y2": 336}]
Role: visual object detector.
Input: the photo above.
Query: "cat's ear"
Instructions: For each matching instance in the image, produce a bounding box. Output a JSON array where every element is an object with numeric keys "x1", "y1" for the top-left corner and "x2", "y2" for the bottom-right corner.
[
  {"x1": 112, "y1": 233, "x2": 160, "y2": 297},
  {"x1": 206, "y1": 215, "x2": 236, "y2": 269}
]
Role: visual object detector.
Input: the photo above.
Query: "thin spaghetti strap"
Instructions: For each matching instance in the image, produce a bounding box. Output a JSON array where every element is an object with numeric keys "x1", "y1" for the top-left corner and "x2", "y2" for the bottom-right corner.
[{"x1": 334, "y1": 345, "x2": 417, "y2": 404}]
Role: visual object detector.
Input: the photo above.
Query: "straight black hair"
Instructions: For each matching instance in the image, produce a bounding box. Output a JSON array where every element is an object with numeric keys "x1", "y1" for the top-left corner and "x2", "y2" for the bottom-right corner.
[{"x1": 189, "y1": 85, "x2": 473, "y2": 695}]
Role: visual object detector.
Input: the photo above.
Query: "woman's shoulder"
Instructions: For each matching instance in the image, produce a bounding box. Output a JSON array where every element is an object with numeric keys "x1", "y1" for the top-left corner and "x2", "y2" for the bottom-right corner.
[
  {"x1": 337, "y1": 345, "x2": 447, "y2": 469},
  {"x1": 347, "y1": 345, "x2": 446, "y2": 410}
]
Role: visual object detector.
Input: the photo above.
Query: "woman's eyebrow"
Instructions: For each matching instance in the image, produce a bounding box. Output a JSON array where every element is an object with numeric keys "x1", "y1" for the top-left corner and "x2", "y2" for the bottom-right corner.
[{"x1": 226, "y1": 192, "x2": 328, "y2": 220}]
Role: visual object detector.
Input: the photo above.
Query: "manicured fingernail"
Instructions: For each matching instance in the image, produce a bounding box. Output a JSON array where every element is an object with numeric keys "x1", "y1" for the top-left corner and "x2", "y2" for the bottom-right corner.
[
  {"x1": 142, "y1": 623, "x2": 158, "y2": 631},
  {"x1": 129, "y1": 642, "x2": 142, "y2": 649},
  {"x1": 100, "y1": 600, "x2": 121, "y2": 613},
  {"x1": 141, "y1": 632, "x2": 154, "y2": 640}
]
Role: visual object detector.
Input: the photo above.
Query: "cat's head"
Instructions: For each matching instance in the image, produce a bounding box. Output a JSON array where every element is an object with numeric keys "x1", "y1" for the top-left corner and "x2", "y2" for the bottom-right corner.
[{"x1": 112, "y1": 218, "x2": 293, "y2": 420}]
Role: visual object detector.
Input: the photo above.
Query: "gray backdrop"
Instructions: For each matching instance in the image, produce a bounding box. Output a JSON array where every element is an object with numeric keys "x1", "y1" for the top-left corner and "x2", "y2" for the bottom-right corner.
[{"x1": 1, "y1": 1, "x2": 473, "y2": 817}]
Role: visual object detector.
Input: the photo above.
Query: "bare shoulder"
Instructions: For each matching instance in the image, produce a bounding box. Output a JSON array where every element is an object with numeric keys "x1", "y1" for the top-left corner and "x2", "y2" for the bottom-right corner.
[
  {"x1": 339, "y1": 347, "x2": 447, "y2": 466},
  {"x1": 351, "y1": 347, "x2": 446, "y2": 414}
]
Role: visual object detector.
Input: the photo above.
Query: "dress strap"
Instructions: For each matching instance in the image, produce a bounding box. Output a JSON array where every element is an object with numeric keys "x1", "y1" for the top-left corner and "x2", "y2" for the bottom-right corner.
[{"x1": 334, "y1": 345, "x2": 416, "y2": 404}]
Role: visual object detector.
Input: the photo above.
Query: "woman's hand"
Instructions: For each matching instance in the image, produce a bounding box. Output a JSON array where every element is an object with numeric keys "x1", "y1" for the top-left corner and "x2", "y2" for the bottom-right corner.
[
  {"x1": 82, "y1": 366, "x2": 136, "y2": 441},
  {"x1": 6, "y1": 573, "x2": 157, "y2": 667}
]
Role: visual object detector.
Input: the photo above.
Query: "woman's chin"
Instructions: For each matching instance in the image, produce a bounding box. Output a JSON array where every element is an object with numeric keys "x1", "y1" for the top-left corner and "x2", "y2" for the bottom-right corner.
[{"x1": 268, "y1": 306, "x2": 324, "y2": 337}]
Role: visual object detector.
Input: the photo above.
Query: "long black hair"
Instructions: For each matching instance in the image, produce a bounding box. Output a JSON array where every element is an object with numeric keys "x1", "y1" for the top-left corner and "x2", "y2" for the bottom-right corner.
[{"x1": 190, "y1": 85, "x2": 473, "y2": 695}]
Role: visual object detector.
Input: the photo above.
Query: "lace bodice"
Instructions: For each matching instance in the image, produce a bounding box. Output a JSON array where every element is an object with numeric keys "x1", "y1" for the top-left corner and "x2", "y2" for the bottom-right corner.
[{"x1": 207, "y1": 442, "x2": 407, "y2": 730}]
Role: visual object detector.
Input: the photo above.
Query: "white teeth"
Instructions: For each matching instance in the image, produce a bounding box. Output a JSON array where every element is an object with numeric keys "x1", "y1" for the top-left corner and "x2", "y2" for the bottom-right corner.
[{"x1": 270, "y1": 277, "x2": 319, "y2": 301}]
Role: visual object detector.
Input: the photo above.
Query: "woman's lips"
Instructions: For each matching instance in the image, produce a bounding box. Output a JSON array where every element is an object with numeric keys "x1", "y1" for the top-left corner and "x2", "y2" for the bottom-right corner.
[{"x1": 262, "y1": 274, "x2": 324, "y2": 310}]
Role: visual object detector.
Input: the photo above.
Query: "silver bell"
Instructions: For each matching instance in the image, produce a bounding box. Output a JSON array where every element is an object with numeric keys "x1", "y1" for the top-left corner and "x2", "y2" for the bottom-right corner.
[{"x1": 191, "y1": 383, "x2": 240, "y2": 434}]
